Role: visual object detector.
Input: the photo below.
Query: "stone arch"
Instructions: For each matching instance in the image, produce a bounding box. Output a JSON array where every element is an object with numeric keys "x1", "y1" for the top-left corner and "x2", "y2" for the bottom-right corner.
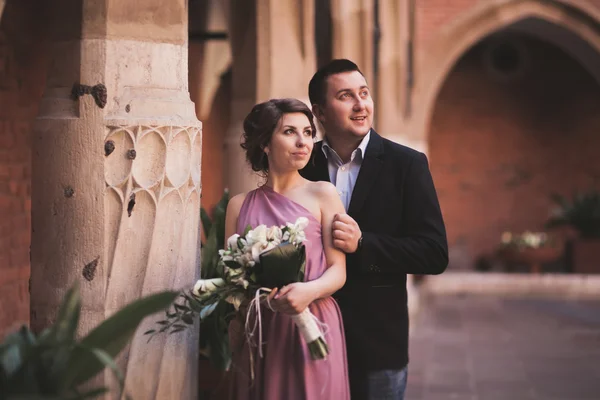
[{"x1": 411, "y1": 0, "x2": 600, "y2": 144}]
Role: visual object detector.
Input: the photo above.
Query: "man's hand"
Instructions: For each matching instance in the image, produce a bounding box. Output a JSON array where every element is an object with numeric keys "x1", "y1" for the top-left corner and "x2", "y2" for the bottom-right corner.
[{"x1": 332, "y1": 213, "x2": 362, "y2": 253}]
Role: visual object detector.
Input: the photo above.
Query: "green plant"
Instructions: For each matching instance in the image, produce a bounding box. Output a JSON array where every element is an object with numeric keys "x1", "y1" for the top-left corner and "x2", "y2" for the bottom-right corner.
[
  {"x1": 199, "y1": 190, "x2": 234, "y2": 370},
  {"x1": 0, "y1": 282, "x2": 177, "y2": 399},
  {"x1": 546, "y1": 189, "x2": 600, "y2": 238},
  {"x1": 200, "y1": 190, "x2": 229, "y2": 282}
]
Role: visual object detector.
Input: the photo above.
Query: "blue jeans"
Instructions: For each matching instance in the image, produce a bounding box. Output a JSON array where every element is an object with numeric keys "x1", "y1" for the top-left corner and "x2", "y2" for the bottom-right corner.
[{"x1": 367, "y1": 367, "x2": 408, "y2": 400}]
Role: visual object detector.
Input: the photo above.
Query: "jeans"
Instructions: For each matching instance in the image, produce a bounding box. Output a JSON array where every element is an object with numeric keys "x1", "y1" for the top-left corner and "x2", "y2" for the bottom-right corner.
[{"x1": 367, "y1": 366, "x2": 408, "y2": 400}]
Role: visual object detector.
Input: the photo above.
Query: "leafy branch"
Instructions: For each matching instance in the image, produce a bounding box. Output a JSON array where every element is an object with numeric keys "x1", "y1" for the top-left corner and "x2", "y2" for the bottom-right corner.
[{"x1": 0, "y1": 282, "x2": 178, "y2": 399}]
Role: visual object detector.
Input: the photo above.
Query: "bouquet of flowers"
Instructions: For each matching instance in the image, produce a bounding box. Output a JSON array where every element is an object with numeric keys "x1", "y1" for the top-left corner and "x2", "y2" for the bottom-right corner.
[{"x1": 146, "y1": 217, "x2": 329, "y2": 366}]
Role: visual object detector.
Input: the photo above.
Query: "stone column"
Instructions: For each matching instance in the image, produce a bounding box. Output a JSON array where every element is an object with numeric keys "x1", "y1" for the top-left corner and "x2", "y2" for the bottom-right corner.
[
  {"x1": 376, "y1": 0, "x2": 404, "y2": 138},
  {"x1": 225, "y1": 0, "x2": 316, "y2": 195},
  {"x1": 330, "y1": 0, "x2": 374, "y2": 84},
  {"x1": 31, "y1": 1, "x2": 200, "y2": 398}
]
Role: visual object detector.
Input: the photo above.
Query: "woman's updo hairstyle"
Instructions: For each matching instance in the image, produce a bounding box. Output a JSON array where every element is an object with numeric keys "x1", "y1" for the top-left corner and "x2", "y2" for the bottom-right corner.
[{"x1": 241, "y1": 98, "x2": 316, "y2": 174}]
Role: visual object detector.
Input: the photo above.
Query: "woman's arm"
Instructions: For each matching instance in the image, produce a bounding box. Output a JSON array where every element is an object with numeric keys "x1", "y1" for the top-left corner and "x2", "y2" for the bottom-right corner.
[
  {"x1": 271, "y1": 182, "x2": 346, "y2": 314},
  {"x1": 223, "y1": 193, "x2": 246, "y2": 248},
  {"x1": 305, "y1": 181, "x2": 347, "y2": 298}
]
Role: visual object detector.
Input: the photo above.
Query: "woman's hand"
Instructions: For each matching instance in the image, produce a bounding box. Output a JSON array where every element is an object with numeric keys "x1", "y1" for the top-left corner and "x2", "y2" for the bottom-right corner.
[{"x1": 267, "y1": 282, "x2": 318, "y2": 315}]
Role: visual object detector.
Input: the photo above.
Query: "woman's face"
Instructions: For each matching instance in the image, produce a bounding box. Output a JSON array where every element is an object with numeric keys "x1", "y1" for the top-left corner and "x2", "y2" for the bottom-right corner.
[{"x1": 264, "y1": 112, "x2": 314, "y2": 173}]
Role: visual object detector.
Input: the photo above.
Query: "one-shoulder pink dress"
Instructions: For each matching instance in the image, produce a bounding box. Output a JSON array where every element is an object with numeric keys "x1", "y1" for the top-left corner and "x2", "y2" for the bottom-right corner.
[{"x1": 229, "y1": 185, "x2": 350, "y2": 400}]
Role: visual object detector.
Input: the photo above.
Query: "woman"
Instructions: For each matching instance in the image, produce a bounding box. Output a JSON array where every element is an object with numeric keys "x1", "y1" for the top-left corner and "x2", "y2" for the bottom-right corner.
[{"x1": 225, "y1": 98, "x2": 350, "y2": 399}]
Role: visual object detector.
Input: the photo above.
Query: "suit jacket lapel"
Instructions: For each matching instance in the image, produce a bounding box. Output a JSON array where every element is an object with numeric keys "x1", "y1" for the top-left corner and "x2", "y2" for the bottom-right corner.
[{"x1": 348, "y1": 130, "x2": 384, "y2": 217}]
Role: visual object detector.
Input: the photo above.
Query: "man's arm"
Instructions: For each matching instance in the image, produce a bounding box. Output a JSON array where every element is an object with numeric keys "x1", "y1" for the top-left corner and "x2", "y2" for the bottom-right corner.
[{"x1": 350, "y1": 152, "x2": 448, "y2": 275}]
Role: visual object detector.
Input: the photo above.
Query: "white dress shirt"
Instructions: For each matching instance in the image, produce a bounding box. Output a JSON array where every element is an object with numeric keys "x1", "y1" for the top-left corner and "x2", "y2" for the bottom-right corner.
[{"x1": 322, "y1": 130, "x2": 371, "y2": 211}]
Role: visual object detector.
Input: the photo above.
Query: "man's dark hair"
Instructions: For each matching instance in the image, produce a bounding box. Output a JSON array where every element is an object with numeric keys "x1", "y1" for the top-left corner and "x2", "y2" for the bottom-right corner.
[
  {"x1": 241, "y1": 98, "x2": 316, "y2": 174},
  {"x1": 308, "y1": 59, "x2": 364, "y2": 106}
]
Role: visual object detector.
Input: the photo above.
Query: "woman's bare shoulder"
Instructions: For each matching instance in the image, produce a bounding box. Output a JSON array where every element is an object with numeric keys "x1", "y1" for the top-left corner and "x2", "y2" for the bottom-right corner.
[
  {"x1": 227, "y1": 192, "x2": 248, "y2": 214},
  {"x1": 306, "y1": 180, "x2": 339, "y2": 201}
]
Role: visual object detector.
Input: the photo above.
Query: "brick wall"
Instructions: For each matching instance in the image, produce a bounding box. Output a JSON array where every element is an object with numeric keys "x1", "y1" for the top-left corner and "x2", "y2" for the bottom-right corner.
[
  {"x1": 415, "y1": 1, "x2": 600, "y2": 48},
  {"x1": 428, "y1": 35, "x2": 600, "y2": 270},
  {"x1": 0, "y1": 1, "x2": 47, "y2": 338},
  {"x1": 416, "y1": 0, "x2": 479, "y2": 46},
  {"x1": 198, "y1": 69, "x2": 230, "y2": 220}
]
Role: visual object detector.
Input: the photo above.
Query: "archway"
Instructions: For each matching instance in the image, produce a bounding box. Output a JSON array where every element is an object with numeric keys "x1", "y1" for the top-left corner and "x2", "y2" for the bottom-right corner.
[
  {"x1": 426, "y1": 15, "x2": 600, "y2": 270},
  {"x1": 411, "y1": 0, "x2": 600, "y2": 143}
]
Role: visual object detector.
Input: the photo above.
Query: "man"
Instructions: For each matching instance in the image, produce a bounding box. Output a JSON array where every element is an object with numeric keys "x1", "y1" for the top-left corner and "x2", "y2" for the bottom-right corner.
[{"x1": 301, "y1": 59, "x2": 448, "y2": 399}]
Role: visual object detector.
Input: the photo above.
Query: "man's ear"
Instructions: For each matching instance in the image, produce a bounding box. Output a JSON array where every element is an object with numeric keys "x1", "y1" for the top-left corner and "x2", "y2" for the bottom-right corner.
[{"x1": 312, "y1": 104, "x2": 325, "y2": 124}]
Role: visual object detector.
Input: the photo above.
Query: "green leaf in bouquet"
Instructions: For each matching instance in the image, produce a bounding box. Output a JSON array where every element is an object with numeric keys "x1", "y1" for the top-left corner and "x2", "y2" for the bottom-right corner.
[
  {"x1": 256, "y1": 243, "x2": 306, "y2": 289},
  {"x1": 186, "y1": 296, "x2": 204, "y2": 313},
  {"x1": 199, "y1": 302, "x2": 218, "y2": 320},
  {"x1": 243, "y1": 224, "x2": 252, "y2": 237},
  {"x1": 173, "y1": 303, "x2": 190, "y2": 313},
  {"x1": 180, "y1": 314, "x2": 194, "y2": 325},
  {"x1": 224, "y1": 260, "x2": 242, "y2": 270},
  {"x1": 61, "y1": 291, "x2": 178, "y2": 388}
]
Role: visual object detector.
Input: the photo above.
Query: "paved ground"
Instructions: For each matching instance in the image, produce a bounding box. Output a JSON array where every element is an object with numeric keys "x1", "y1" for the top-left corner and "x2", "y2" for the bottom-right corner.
[{"x1": 406, "y1": 293, "x2": 600, "y2": 400}]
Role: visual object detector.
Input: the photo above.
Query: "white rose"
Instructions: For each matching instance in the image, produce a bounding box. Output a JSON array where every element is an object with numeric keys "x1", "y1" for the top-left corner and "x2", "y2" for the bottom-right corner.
[
  {"x1": 250, "y1": 242, "x2": 260, "y2": 263},
  {"x1": 242, "y1": 252, "x2": 256, "y2": 267},
  {"x1": 251, "y1": 241, "x2": 278, "y2": 263},
  {"x1": 294, "y1": 231, "x2": 306, "y2": 244},
  {"x1": 294, "y1": 217, "x2": 309, "y2": 231},
  {"x1": 267, "y1": 226, "x2": 283, "y2": 243},
  {"x1": 246, "y1": 225, "x2": 268, "y2": 246},
  {"x1": 192, "y1": 278, "x2": 224, "y2": 296},
  {"x1": 227, "y1": 234, "x2": 241, "y2": 251},
  {"x1": 263, "y1": 241, "x2": 277, "y2": 254}
]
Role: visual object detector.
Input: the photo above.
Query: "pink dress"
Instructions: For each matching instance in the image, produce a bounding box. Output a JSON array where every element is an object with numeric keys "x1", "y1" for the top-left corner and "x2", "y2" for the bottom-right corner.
[{"x1": 229, "y1": 185, "x2": 350, "y2": 400}]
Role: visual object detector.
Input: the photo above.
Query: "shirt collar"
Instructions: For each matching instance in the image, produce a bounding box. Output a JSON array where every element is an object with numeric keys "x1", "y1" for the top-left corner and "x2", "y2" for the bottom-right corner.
[{"x1": 322, "y1": 129, "x2": 371, "y2": 161}]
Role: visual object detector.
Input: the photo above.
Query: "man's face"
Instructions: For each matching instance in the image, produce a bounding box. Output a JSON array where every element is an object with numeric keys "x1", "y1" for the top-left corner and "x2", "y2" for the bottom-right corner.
[{"x1": 314, "y1": 71, "x2": 374, "y2": 140}]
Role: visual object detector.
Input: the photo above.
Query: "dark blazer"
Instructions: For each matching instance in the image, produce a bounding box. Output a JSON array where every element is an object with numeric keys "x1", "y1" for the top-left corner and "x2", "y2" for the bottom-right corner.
[{"x1": 301, "y1": 130, "x2": 448, "y2": 397}]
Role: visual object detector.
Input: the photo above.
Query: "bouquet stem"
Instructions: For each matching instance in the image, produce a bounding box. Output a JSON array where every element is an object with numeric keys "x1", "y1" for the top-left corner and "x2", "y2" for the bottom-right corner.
[{"x1": 290, "y1": 308, "x2": 329, "y2": 360}]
